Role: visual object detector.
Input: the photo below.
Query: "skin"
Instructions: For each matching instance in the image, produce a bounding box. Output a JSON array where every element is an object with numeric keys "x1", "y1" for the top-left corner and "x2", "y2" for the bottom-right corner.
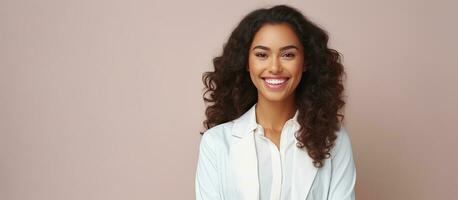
[{"x1": 247, "y1": 23, "x2": 306, "y2": 149}]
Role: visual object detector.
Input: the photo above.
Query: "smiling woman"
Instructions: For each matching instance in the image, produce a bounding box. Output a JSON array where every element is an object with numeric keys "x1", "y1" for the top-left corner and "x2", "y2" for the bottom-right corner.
[{"x1": 196, "y1": 4, "x2": 356, "y2": 200}]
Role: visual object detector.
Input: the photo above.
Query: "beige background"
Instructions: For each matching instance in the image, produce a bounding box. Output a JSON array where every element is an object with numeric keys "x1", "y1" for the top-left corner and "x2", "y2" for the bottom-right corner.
[{"x1": 1, "y1": 0, "x2": 457, "y2": 199}]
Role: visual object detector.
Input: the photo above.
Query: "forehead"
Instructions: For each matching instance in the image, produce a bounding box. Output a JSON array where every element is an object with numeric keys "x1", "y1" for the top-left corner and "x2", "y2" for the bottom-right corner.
[{"x1": 250, "y1": 23, "x2": 302, "y2": 50}]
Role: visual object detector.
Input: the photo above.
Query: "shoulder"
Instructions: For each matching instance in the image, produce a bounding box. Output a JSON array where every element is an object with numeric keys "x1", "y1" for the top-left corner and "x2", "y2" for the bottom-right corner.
[
  {"x1": 199, "y1": 121, "x2": 235, "y2": 151},
  {"x1": 330, "y1": 124, "x2": 354, "y2": 159}
]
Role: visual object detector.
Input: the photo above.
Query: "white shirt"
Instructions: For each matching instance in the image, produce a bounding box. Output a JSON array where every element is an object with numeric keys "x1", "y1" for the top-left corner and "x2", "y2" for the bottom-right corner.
[{"x1": 253, "y1": 109, "x2": 299, "y2": 200}]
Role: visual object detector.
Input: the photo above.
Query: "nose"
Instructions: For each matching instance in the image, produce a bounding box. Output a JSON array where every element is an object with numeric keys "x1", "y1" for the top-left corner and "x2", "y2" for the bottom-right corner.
[{"x1": 268, "y1": 56, "x2": 283, "y2": 74}]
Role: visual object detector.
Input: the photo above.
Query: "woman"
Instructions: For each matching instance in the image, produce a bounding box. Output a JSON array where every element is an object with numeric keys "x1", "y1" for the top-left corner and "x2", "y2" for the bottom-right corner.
[{"x1": 195, "y1": 4, "x2": 356, "y2": 200}]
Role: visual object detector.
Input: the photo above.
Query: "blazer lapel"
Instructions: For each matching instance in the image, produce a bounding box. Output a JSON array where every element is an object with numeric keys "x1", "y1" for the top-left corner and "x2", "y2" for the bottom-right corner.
[
  {"x1": 230, "y1": 104, "x2": 259, "y2": 199},
  {"x1": 291, "y1": 131, "x2": 318, "y2": 200}
]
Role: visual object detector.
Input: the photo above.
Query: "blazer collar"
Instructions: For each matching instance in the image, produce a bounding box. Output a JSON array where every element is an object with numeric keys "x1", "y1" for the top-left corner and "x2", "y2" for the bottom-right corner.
[{"x1": 230, "y1": 103, "x2": 317, "y2": 200}]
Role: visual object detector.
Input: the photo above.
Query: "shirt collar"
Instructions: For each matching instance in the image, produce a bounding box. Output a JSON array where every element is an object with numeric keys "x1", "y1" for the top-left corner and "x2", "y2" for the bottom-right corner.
[{"x1": 232, "y1": 103, "x2": 300, "y2": 138}]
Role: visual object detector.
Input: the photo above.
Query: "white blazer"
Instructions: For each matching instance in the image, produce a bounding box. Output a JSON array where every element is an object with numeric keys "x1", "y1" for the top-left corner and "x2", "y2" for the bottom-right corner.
[{"x1": 195, "y1": 105, "x2": 356, "y2": 200}]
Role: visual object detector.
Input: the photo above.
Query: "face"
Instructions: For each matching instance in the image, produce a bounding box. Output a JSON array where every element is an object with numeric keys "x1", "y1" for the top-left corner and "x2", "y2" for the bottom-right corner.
[{"x1": 248, "y1": 23, "x2": 305, "y2": 103}]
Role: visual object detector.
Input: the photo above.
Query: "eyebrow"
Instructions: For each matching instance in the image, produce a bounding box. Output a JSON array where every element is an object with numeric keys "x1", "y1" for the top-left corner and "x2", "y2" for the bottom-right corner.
[{"x1": 252, "y1": 45, "x2": 299, "y2": 51}]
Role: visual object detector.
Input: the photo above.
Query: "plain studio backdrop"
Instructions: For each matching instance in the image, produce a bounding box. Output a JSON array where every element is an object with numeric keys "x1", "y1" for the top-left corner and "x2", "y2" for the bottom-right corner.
[{"x1": 1, "y1": 0, "x2": 457, "y2": 199}]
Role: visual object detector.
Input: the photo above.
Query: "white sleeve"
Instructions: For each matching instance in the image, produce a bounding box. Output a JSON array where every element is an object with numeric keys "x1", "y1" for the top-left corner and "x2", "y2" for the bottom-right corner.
[
  {"x1": 328, "y1": 126, "x2": 357, "y2": 200},
  {"x1": 195, "y1": 132, "x2": 221, "y2": 200}
]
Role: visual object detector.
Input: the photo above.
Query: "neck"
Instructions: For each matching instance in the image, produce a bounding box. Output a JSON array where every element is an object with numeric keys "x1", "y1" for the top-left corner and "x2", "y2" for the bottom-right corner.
[{"x1": 255, "y1": 93, "x2": 296, "y2": 134}]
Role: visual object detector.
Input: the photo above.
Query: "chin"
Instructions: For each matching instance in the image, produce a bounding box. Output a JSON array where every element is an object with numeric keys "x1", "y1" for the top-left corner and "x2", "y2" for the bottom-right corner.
[{"x1": 259, "y1": 91, "x2": 291, "y2": 102}]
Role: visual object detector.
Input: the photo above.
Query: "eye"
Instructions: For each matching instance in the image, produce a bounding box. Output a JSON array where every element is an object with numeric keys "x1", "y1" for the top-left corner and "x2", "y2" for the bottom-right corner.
[
  {"x1": 255, "y1": 52, "x2": 267, "y2": 58},
  {"x1": 282, "y1": 53, "x2": 295, "y2": 58}
]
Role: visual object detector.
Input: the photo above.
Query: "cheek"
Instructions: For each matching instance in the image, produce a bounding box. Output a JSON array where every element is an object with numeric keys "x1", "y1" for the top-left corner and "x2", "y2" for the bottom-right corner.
[
  {"x1": 247, "y1": 65, "x2": 264, "y2": 89},
  {"x1": 248, "y1": 67, "x2": 262, "y2": 87},
  {"x1": 248, "y1": 58, "x2": 263, "y2": 76},
  {"x1": 285, "y1": 60, "x2": 304, "y2": 74}
]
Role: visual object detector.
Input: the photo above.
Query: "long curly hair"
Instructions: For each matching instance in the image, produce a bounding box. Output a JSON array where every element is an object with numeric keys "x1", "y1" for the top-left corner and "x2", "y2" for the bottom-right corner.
[{"x1": 200, "y1": 4, "x2": 346, "y2": 168}]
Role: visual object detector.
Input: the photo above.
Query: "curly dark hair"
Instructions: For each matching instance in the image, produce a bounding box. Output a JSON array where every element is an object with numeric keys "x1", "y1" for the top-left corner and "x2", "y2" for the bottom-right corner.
[{"x1": 200, "y1": 4, "x2": 346, "y2": 168}]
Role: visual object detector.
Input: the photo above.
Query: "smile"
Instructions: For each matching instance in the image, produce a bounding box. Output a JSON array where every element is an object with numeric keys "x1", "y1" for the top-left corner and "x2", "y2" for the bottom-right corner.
[{"x1": 262, "y1": 77, "x2": 289, "y2": 90}]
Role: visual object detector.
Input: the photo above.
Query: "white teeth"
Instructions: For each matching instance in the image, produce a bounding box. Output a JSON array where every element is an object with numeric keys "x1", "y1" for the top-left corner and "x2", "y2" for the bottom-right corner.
[{"x1": 264, "y1": 78, "x2": 287, "y2": 84}]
